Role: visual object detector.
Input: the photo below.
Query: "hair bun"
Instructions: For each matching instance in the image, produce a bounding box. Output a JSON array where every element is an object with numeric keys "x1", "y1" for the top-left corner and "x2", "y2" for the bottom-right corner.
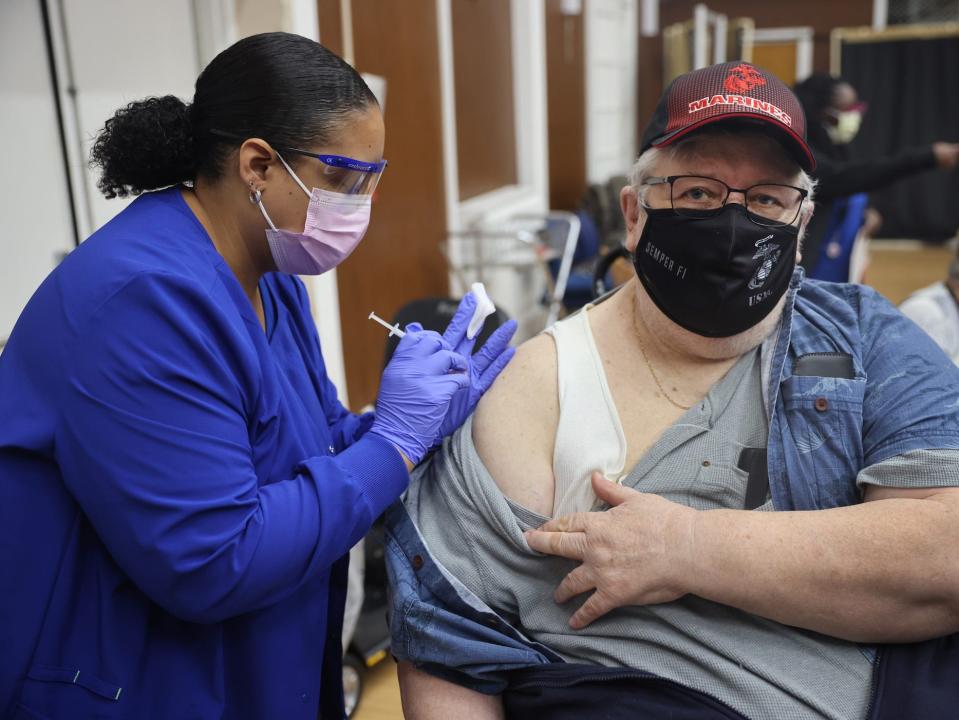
[{"x1": 90, "y1": 95, "x2": 196, "y2": 199}]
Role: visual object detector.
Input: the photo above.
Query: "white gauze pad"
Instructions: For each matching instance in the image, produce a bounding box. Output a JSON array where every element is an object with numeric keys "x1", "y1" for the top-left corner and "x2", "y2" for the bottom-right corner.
[{"x1": 467, "y1": 282, "x2": 496, "y2": 340}]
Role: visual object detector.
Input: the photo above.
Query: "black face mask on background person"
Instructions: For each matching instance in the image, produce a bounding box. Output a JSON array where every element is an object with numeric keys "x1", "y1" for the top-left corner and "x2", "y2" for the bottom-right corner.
[{"x1": 632, "y1": 204, "x2": 799, "y2": 338}]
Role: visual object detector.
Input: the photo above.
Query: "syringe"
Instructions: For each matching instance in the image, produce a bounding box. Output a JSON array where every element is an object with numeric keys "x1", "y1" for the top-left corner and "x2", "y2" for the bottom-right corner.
[{"x1": 368, "y1": 311, "x2": 406, "y2": 338}]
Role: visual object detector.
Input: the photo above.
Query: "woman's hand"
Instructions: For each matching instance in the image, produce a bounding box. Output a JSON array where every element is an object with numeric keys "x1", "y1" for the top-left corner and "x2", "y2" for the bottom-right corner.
[
  {"x1": 524, "y1": 472, "x2": 697, "y2": 629},
  {"x1": 435, "y1": 293, "x2": 516, "y2": 443},
  {"x1": 370, "y1": 324, "x2": 470, "y2": 465}
]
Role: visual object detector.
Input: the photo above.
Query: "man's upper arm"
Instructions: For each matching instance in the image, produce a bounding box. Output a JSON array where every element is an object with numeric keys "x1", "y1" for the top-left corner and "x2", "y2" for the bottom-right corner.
[
  {"x1": 859, "y1": 446, "x2": 959, "y2": 511},
  {"x1": 472, "y1": 333, "x2": 559, "y2": 517},
  {"x1": 863, "y1": 485, "x2": 959, "y2": 505},
  {"x1": 398, "y1": 661, "x2": 504, "y2": 720}
]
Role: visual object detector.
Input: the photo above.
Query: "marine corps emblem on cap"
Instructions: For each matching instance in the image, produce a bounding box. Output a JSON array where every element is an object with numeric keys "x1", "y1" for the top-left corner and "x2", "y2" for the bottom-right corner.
[{"x1": 723, "y1": 63, "x2": 767, "y2": 94}]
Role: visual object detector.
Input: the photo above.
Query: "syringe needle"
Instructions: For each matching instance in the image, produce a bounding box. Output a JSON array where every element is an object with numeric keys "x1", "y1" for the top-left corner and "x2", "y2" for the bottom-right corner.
[{"x1": 368, "y1": 311, "x2": 406, "y2": 338}]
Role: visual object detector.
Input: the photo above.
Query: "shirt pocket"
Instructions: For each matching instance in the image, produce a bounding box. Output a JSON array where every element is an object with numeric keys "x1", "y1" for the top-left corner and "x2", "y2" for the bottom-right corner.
[
  {"x1": 780, "y1": 374, "x2": 866, "y2": 507},
  {"x1": 692, "y1": 449, "x2": 753, "y2": 510},
  {"x1": 15, "y1": 664, "x2": 125, "y2": 719}
]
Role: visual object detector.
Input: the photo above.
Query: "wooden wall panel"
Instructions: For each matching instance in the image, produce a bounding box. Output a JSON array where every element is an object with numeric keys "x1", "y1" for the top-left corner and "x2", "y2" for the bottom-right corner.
[
  {"x1": 545, "y1": 1, "x2": 586, "y2": 211},
  {"x1": 636, "y1": 32, "x2": 663, "y2": 156},
  {"x1": 338, "y1": 0, "x2": 449, "y2": 410},
  {"x1": 451, "y1": 0, "x2": 518, "y2": 201},
  {"x1": 316, "y1": 0, "x2": 344, "y2": 58},
  {"x1": 752, "y1": 42, "x2": 799, "y2": 86}
]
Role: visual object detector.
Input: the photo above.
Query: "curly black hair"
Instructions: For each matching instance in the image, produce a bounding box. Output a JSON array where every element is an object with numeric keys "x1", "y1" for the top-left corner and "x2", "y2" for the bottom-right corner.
[
  {"x1": 90, "y1": 32, "x2": 378, "y2": 199},
  {"x1": 90, "y1": 95, "x2": 195, "y2": 199}
]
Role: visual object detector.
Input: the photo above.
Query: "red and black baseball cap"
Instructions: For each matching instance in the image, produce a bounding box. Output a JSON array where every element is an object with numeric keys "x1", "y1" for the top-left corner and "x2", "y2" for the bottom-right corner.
[{"x1": 640, "y1": 62, "x2": 815, "y2": 171}]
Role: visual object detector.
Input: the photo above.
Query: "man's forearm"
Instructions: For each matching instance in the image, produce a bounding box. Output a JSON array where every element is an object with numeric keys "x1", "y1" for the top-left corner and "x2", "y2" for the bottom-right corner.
[
  {"x1": 687, "y1": 493, "x2": 959, "y2": 642},
  {"x1": 397, "y1": 661, "x2": 504, "y2": 720}
]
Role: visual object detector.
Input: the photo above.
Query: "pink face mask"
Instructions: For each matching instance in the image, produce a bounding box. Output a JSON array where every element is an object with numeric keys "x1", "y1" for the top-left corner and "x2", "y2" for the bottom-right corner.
[{"x1": 251, "y1": 154, "x2": 372, "y2": 275}]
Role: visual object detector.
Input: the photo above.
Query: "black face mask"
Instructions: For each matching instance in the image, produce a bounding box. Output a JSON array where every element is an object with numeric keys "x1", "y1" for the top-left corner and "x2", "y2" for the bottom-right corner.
[{"x1": 633, "y1": 204, "x2": 798, "y2": 338}]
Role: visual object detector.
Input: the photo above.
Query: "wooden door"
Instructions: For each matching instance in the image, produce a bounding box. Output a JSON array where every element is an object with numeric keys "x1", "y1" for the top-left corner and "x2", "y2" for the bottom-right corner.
[
  {"x1": 451, "y1": 0, "x2": 519, "y2": 201},
  {"x1": 752, "y1": 41, "x2": 798, "y2": 85},
  {"x1": 335, "y1": 1, "x2": 450, "y2": 410},
  {"x1": 545, "y1": 0, "x2": 586, "y2": 211}
]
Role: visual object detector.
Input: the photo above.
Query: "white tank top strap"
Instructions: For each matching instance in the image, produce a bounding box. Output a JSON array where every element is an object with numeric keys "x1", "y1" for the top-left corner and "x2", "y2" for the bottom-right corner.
[{"x1": 545, "y1": 307, "x2": 627, "y2": 517}]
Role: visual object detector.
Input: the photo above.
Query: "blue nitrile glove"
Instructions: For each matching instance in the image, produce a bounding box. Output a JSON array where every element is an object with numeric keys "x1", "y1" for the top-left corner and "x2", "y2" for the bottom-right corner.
[
  {"x1": 370, "y1": 323, "x2": 470, "y2": 465},
  {"x1": 436, "y1": 296, "x2": 518, "y2": 442}
]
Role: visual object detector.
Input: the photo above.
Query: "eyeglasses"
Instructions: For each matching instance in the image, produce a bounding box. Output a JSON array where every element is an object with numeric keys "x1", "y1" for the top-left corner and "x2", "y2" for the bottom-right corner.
[
  {"x1": 209, "y1": 129, "x2": 387, "y2": 195},
  {"x1": 275, "y1": 146, "x2": 387, "y2": 196},
  {"x1": 642, "y1": 175, "x2": 808, "y2": 227}
]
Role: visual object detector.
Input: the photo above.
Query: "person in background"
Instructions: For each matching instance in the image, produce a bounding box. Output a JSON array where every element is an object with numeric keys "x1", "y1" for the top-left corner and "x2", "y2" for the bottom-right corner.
[
  {"x1": 900, "y1": 243, "x2": 959, "y2": 364},
  {"x1": 0, "y1": 32, "x2": 515, "y2": 720},
  {"x1": 793, "y1": 72, "x2": 959, "y2": 281}
]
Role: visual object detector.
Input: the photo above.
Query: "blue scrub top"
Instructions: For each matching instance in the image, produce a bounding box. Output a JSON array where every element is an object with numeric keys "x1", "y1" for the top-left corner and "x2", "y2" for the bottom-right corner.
[{"x1": 0, "y1": 188, "x2": 407, "y2": 719}]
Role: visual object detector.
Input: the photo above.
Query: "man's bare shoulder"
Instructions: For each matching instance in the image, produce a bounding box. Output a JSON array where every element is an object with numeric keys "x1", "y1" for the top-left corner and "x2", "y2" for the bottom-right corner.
[
  {"x1": 475, "y1": 332, "x2": 558, "y2": 424},
  {"x1": 472, "y1": 332, "x2": 558, "y2": 517}
]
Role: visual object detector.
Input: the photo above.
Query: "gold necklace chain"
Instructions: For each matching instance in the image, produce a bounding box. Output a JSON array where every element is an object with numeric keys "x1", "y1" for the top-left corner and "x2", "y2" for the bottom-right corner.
[{"x1": 631, "y1": 301, "x2": 693, "y2": 411}]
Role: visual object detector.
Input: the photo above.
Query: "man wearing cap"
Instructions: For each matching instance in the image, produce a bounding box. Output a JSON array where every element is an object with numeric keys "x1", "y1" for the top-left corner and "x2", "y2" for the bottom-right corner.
[{"x1": 385, "y1": 63, "x2": 959, "y2": 720}]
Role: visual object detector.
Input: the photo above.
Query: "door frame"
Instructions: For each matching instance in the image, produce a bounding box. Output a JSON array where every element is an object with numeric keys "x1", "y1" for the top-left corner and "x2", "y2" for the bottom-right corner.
[
  {"x1": 751, "y1": 26, "x2": 814, "y2": 83},
  {"x1": 436, "y1": 0, "x2": 549, "y2": 238}
]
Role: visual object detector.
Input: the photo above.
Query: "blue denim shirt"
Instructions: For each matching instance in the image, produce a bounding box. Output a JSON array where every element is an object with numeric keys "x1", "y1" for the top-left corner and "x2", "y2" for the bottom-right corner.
[{"x1": 384, "y1": 273, "x2": 959, "y2": 697}]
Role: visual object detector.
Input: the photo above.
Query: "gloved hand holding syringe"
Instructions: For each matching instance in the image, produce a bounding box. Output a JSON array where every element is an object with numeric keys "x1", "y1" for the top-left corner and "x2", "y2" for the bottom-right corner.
[{"x1": 369, "y1": 283, "x2": 516, "y2": 449}]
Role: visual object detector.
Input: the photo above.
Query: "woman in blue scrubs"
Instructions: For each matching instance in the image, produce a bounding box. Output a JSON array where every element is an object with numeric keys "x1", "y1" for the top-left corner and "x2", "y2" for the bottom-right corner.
[{"x1": 0, "y1": 33, "x2": 514, "y2": 719}]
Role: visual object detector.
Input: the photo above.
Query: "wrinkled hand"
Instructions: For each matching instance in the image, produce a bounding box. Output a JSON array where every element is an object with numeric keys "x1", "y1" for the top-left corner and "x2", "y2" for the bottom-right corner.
[
  {"x1": 435, "y1": 294, "x2": 517, "y2": 442},
  {"x1": 932, "y1": 142, "x2": 959, "y2": 170},
  {"x1": 524, "y1": 472, "x2": 698, "y2": 629},
  {"x1": 370, "y1": 324, "x2": 469, "y2": 465}
]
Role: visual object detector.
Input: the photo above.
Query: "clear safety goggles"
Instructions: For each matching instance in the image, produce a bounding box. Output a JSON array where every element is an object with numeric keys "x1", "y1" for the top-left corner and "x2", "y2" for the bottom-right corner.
[{"x1": 210, "y1": 129, "x2": 387, "y2": 196}]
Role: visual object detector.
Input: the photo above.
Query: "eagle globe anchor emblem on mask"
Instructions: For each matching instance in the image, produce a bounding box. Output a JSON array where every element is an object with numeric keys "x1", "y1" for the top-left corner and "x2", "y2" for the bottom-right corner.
[{"x1": 748, "y1": 235, "x2": 782, "y2": 291}]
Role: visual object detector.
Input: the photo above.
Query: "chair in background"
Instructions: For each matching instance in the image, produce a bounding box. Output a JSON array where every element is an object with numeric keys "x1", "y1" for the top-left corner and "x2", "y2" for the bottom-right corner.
[
  {"x1": 544, "y1": 210, "x2": 602, "y2": 313},
  {"x1": 442, "y1": 212, "x2": 580, "y2": 330}
]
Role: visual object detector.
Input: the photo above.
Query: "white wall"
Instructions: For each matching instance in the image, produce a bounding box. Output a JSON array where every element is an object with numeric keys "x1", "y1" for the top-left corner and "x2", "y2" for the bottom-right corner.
[
  {"x1": 1, "y1": 0, "x2": 200, "y2": 345},
  {"x1": 585, "y1": 0, "x2": 638, "y2": 184},
  {"x1": 1, "y1": 0, "x2": 350, "y2": 402},
  {"x1": 0, "y1": 0, "x2": 76, "y2": 347},
  {"x1": 57, "y1": 0, "x2": 199, "y2": 235}
]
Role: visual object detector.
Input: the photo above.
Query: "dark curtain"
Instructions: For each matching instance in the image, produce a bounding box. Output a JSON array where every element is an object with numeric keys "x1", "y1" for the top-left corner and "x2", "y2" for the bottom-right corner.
[{"x1": 842, "y1": 36, "x2": 959, "y2": 241}]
